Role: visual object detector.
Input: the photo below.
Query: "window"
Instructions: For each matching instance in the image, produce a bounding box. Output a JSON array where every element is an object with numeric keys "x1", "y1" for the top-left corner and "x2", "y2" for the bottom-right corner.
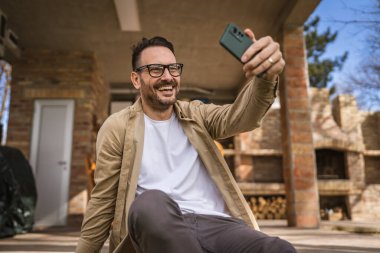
[{"x1": 0, "y1": 60, "x2": 11, "y2": 145}]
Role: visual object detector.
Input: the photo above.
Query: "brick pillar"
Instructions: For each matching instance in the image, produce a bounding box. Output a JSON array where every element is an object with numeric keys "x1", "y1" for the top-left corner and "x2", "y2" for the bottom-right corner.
[{"x1": 280, "y1": 26, "x2": 320, "y2": 228}]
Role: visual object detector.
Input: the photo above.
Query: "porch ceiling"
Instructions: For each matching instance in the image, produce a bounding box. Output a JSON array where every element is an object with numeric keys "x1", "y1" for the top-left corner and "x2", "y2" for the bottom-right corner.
[{"x1": 1, "y1": 0, "x2": 319, "y2": 93}]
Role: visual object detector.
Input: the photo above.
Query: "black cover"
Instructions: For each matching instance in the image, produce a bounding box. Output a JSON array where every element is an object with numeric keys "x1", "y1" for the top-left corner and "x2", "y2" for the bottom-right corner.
[{"x1": 0, "y1": 146, "x2": 37, "y2": 238}]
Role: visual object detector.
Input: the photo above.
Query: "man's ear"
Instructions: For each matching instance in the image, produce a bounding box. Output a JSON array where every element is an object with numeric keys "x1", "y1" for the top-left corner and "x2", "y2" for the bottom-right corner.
[{"x1": 131, "y1": 72, "x2": 141, "y2": 89}]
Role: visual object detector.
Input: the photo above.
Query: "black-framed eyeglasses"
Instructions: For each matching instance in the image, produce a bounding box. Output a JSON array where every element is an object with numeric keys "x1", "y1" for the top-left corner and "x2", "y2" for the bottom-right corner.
[{"x1": 135, "y1": 63, "x2": 184, "y2": 78}]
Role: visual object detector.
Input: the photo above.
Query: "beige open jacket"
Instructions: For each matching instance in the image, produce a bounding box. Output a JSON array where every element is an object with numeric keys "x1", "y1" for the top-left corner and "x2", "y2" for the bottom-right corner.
[{"x1": 76, "y1": 77, "x2": 277, "y2": 253}]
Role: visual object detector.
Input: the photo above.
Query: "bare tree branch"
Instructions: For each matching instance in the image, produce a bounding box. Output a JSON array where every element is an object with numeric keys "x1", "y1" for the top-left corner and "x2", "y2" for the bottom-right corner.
[{"x1": 336, "y1": 0, "x2": 380, "y2": 111}]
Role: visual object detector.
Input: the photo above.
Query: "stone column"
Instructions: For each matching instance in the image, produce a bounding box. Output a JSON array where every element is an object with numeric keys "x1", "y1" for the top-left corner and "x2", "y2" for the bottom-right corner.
[
  {"x1": 280, "y1": 26, "x2": 320, "y2": 228},
  {"x1": 333, "y1": 95, "x2": 366, "y2": 220}
]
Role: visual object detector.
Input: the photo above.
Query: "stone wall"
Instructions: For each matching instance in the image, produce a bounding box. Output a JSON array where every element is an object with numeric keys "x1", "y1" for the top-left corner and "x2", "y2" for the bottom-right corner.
[
  {"x1": 349, "y1": 185, "x2": 380, "y2": 221},
  {"x1": 234, "y1": 109, "x2": 283, "y2": 183},
  {"x1": 7, "y1": 49, "x2": 109, "y2": 224},
  {"x1": 240, "y1": 109, "x2": 282, "y2": 150},
  {"x1": 365, "y1": 156, "x2": 380, "y2": 184},
  {"x1": 252, "y1": 156, "x2": 283, "y2": 183},
  {"x1": 361, "y1": 112, "x2": 380, "y2": 150}
]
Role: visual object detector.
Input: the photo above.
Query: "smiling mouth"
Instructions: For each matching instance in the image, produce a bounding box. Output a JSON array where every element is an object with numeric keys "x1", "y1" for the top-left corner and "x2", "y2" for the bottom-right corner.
[{"x1": 157, "y1": 85, "x2": 175, "y2": 92}]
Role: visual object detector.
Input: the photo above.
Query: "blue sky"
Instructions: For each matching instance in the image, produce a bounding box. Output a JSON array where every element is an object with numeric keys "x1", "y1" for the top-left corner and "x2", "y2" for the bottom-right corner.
[{"x1": 307, "y1": 0, "x2": 379, "y2": 97}]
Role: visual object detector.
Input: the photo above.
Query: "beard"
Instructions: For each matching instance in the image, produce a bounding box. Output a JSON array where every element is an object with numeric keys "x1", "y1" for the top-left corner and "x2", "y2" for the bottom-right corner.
[{"x1": 140, "y1": 78, "x2": 179, "y2": 112}]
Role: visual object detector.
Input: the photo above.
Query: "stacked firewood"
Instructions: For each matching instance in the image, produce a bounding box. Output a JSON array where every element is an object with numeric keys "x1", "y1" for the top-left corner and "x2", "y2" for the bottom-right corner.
[{"x1": 249, "y1": 196, "x2": 287, "y2": 220}]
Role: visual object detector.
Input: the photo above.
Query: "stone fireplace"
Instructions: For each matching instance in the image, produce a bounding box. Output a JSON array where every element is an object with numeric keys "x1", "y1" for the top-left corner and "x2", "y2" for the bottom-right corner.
[{"x1": 225, "y1": 88, "x2": 380, "y2": 221}]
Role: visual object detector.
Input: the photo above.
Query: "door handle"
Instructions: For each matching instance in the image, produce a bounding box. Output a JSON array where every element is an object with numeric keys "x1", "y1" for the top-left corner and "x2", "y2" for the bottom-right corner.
[{"x1": 58, "y1": 161, "x2": 67, "y2": 165}]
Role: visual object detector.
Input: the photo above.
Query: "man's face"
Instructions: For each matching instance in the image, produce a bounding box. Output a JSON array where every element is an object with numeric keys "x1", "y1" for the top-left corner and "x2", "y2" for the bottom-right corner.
[{"x1": 132, "y1": 46, "x2": 180, "y2": 112}]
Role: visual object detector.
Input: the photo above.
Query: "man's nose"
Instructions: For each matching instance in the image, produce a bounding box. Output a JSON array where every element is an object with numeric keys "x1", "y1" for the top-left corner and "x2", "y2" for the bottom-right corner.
[{"x1": 160, "y1": 68, "x2": 173, "y2": 80}]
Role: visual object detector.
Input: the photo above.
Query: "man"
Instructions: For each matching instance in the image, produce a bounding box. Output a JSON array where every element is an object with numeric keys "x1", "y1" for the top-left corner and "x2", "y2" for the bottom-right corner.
[{"x1": 76, "y1": 28, "x2": 296, "y2": 253}]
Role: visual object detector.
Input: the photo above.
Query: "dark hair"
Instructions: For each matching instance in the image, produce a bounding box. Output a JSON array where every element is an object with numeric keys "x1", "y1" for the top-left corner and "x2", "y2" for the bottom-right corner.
[{"x1": 131, "y1": 36, "x2": 175, "y2": 70}]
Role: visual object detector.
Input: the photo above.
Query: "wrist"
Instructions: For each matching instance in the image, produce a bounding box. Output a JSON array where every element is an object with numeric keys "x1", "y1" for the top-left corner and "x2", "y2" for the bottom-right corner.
[{"x1": 260, "y1": 73, "x2": 278, "y2": 82}]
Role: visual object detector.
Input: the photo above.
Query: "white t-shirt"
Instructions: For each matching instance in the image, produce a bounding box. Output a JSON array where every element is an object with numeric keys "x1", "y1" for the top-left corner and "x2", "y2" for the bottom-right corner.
[{"x1": 136, "y1": 113, "x2": 229, "y2": 217}]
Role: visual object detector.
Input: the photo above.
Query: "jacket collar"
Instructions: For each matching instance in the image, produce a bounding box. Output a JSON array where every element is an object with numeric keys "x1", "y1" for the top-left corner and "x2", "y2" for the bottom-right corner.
[
  {"x1": 174, "y1": 101, "x2": 194, "y2": 122},
  {"x1": 130, "y1": 97, "x2": 143, "y2": 112},
  {"x1": 130, "y1": 97, "x2": 194, "y2": 122}
]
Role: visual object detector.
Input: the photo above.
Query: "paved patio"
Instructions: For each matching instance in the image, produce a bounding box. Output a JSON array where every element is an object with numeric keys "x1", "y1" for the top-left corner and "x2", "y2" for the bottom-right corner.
[
  {"x1": 261, "y1": 220, "x2": 380, "y2": 253},
  {"x1": 0, "y1": 220, "x2": 379, "y2": 253}
]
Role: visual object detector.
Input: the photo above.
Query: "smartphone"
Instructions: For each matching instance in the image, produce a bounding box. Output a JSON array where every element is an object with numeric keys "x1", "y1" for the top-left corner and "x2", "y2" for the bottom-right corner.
[{"x1": 219, "y1": 23, "x2": 253, "y2": 63}]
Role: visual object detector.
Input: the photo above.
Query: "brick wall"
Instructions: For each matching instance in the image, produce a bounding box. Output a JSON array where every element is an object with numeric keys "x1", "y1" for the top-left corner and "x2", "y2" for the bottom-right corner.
[{"x1": 7, "y1": 49, "x2": 109, "y2": 224}]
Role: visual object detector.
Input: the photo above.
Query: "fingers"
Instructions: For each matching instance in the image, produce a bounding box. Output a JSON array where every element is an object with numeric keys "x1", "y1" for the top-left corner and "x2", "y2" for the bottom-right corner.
[
  {"x1": 241, "y1": 33, "x2": 285, "y2": 81},
  {"x1": 265, "y1": 57, "x2": 285, "y2": 77},
  {"x1": 244, "y1": 56, "x2": 285, "y2": 80},
  {"x1": 243, "y1": 40, "x2": 279, "y2": 72},
  {"x1": 244, "y1": 28, "x2": 256, "y2": 42},
  {"x1": 241, "y1": 36, "x2": 272, "y2": 63},
  {"x1": 244, "y1": 53, "x2": 285, "y2": 79}
]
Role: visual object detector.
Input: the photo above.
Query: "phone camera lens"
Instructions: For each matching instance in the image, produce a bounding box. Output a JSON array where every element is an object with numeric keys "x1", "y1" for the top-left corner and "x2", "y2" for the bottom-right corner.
[{"x1": 233, "y1": 28, "x2": 237, "y2": 34}]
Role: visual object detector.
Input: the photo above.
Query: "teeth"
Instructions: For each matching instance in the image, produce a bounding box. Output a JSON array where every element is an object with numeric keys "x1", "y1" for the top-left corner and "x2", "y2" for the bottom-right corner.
[{"x1": 158, "y1": 85, "x2": 173, "y2": 91}]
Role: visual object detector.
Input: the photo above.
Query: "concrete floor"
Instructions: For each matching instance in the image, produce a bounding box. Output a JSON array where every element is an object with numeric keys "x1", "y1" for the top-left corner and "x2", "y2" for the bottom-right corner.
[
  {"x1": 0, "y1": 220, "x2": 379, "y2": 253},
  {"x1": 261, "y1": 220, "x2": 380, "y2": 253}
]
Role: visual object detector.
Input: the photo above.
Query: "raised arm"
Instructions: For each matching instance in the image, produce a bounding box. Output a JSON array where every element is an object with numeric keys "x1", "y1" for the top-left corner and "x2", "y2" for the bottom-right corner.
[{"x1": 199, "y1": 29, "x2": 285, "y2": 139}]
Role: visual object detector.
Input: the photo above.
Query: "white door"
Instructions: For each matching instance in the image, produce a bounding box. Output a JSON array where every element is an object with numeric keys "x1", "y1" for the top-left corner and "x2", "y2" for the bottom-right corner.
[{"x1": 30, "y1": 100, "x2": 74, "y2": 226}]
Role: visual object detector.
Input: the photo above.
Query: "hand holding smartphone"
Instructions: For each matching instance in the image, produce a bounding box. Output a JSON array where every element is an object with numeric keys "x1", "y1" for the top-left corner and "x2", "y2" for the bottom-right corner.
[
  {"x1": 220, "y1": 23, "x2": 285, "y2": 81},
  {"x1": 219, "y1": 23, "x2": 253, "y2": 63}
]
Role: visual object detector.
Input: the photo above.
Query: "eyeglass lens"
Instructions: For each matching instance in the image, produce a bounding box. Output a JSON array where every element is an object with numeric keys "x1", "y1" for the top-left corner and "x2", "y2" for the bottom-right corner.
[{"x1": 148, "y1": 64, "x2": 182, "y2": 77}]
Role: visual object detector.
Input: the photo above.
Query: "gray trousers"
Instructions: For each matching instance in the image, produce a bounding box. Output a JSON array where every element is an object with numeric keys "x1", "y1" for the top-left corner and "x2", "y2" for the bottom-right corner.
[{"x1": 128, "y1": 190, "x2": 297, "y2": 253}]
